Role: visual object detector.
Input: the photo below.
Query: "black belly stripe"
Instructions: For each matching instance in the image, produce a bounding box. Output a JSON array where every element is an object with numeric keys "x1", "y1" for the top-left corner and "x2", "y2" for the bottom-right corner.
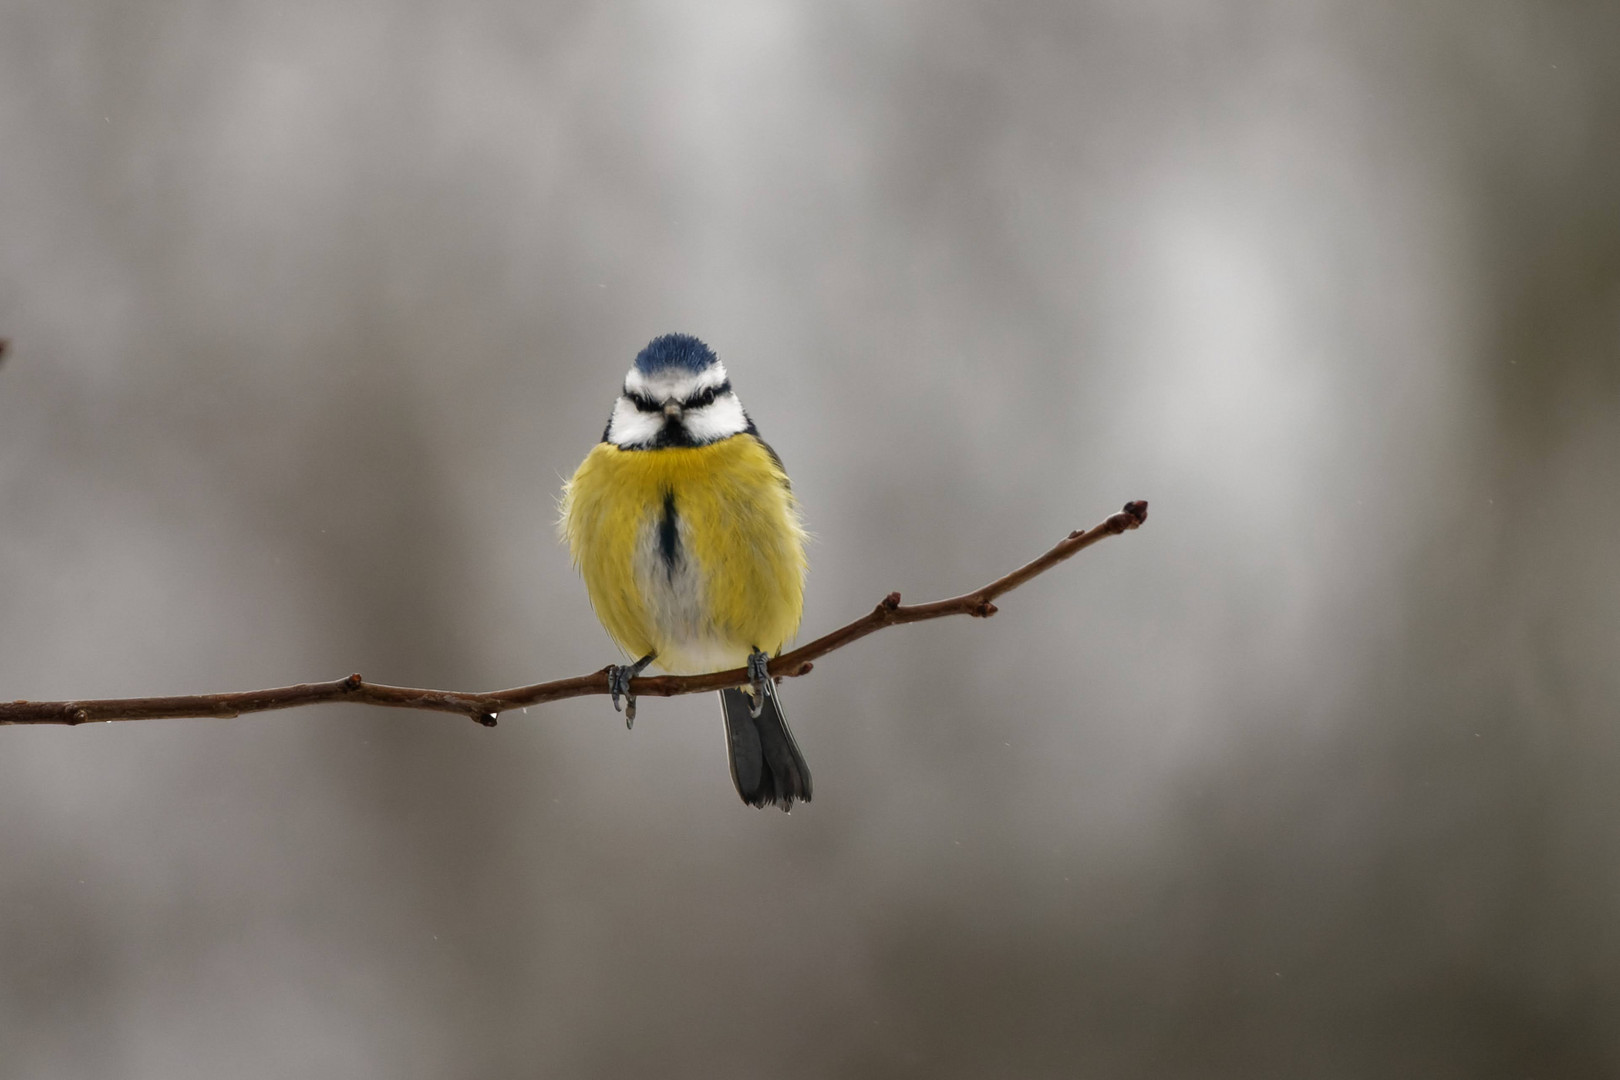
[{"x1": 658, "y1": 490, "x2": 680, "y2": 577}]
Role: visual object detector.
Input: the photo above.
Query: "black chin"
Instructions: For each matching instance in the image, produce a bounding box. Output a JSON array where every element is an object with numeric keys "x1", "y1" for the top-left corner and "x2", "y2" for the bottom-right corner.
[{"x1": 652, "y1": 419, "x2": 700, "y2": 448}]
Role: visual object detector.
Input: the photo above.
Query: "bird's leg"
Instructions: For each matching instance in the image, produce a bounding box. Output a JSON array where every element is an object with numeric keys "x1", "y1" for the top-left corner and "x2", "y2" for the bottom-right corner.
[
  {"x1": 746, "y1": 649, "x2": 773, "y2": 719},
  {"x1": 609, "y1": 653, "x2": 656, "y2": 729}
]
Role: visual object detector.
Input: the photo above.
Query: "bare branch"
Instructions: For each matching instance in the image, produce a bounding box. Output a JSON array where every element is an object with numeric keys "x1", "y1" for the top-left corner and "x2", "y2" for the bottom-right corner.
[{"x1": 0, "y1": 500, "x2": 1147, "y2": 728}]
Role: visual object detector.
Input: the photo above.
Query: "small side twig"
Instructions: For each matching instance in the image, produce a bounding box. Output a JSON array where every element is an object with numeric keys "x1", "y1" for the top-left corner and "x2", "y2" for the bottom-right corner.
[{"x1": 0, "y1": 500, "x2": 1147, "y2": 728}]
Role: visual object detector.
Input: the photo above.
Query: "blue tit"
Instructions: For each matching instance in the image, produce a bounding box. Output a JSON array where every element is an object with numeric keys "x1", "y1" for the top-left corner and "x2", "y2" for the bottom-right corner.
[{"x1": 560, "y1": 333, "x2": 812, "y2": 810}]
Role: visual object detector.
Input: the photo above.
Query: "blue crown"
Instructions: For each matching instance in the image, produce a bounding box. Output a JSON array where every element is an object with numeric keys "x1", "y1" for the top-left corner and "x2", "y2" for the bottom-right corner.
[{"x1": 633, "y1": 333, "x2": 717, "y2": 374}]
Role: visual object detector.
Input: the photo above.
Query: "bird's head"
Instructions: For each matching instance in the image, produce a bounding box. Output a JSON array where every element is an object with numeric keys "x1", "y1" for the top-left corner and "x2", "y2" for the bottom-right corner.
[{"x1": 604, "y1": 333, "x2": 752, "y2": 449}]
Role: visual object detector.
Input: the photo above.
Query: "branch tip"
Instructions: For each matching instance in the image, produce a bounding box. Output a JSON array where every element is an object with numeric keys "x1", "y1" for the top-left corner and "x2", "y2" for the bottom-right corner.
[{"x1": 1103, "y1": 501, "x2": 1148, "y2": 534}]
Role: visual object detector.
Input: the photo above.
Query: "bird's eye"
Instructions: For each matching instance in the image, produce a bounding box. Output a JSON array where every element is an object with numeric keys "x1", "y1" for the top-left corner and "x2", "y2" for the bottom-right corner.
[
  {"x1": 690, "y1": 388, "x2": 716, "y2": 408},
  {"x1": 628, "y1": 393, "x2": 661, "y2": 413}
]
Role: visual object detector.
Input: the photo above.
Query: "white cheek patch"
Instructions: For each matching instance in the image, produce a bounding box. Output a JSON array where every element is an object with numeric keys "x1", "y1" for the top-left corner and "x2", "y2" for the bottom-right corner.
[
  {"x1": 604, "y1": 388, "x2": 749, "y2": 448},
  {"x1": 682, "y1": 392, "x2": 749, "y2": 443},
  {"x1": 605, "y1": 397, "x2": 663, "y2": 447},
  {"x1": 623, "y1": 361, "x2": 729, "y2": 402}
]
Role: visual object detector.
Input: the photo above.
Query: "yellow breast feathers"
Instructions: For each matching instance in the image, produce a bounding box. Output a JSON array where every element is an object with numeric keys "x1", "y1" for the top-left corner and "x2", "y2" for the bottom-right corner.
[{"x1": 560, "y1": 434, "x2": 807, "y2": 674}]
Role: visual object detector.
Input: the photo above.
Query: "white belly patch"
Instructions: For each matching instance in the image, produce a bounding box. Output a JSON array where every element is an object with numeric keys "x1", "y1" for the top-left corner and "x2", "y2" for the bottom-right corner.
[{"x1": 630, "y1": 506, "x2": 750, "y2": 675}]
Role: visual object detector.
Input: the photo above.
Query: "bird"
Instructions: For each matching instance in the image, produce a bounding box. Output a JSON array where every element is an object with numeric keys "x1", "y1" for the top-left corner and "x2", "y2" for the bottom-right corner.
[{"x1": 559, "y1": 333, "x2": 812, "y2": 810}]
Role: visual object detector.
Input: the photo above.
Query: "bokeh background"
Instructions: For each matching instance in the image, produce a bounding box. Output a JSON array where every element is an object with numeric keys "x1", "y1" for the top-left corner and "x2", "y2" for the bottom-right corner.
[{"x1": 2, "y1": 1, "x2": 1618, "y2": 1076}]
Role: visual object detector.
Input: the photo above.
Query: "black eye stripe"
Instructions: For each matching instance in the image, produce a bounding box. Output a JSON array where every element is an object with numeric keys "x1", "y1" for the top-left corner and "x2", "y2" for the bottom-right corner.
[
  {"x1": 683, "y1": 380, "x2": 730, "y2": 408},
  {"x1": 623, "y1": 379, "x2": 730, "y2": 413}
]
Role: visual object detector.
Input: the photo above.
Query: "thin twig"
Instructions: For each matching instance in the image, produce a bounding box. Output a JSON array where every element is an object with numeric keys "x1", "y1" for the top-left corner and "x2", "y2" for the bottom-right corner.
[{"x1": 0, "y1": 500, "x2": 1147, "y2": 728}]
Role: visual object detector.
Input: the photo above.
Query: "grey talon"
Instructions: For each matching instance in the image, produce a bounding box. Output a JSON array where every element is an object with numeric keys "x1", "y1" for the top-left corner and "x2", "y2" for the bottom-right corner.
[
  {"x1": 608, "y1": 653, "x2": 656, "y2": 730},
  {"x1": 746, "y1": 649, "x2": 772, "y2": 719}
]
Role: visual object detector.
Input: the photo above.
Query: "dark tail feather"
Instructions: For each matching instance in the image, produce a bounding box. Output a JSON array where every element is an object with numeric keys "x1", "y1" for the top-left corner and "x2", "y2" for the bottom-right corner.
[{"x1": 720, "y1": 687, "x2": 812, "y2": 810}]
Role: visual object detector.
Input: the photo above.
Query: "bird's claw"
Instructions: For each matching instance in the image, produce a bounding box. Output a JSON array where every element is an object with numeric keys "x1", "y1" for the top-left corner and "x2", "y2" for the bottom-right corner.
[
  {"x1": 746, "y1": 649, "x2": 772, "y2": 719},
  {"x1": 608, "y1": 667, "x2": 634, "y2": 727},
  {"x1": 608, "y1": 653, "x2": 655, "y2": 730}
]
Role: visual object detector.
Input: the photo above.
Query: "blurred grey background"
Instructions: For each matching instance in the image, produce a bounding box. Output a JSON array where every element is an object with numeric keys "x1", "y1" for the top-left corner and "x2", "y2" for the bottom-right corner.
[{"x1": 1, "y1": 1, "x2": 1618, "y2": 1076}]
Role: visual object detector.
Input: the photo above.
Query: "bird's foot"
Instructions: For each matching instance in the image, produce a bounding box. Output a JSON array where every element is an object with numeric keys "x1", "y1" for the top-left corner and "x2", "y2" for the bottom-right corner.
[
  {"x1": 608, "y1": 653, "x2": 656, "y2": 729},
  {"x1": 746, "y1": 649, "x2": 773, "y2": 719}
]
